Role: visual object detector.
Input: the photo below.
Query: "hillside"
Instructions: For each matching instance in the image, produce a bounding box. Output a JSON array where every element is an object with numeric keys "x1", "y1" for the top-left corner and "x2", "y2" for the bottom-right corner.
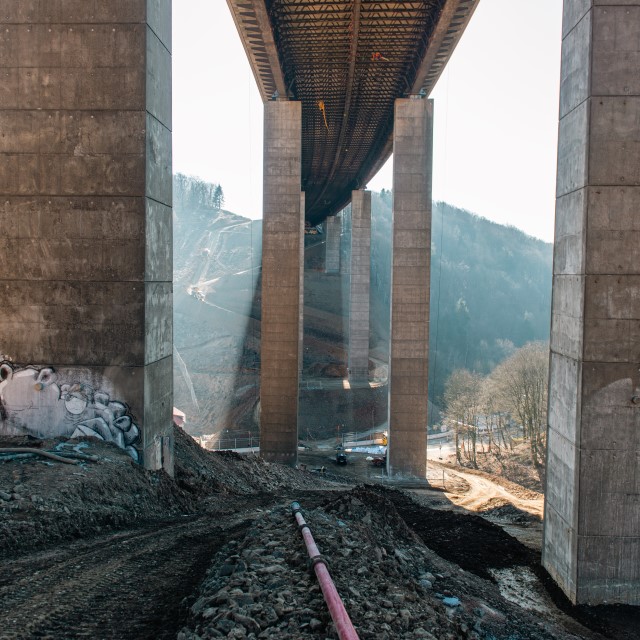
[
  {"x1": 371, "y1": 195, "x2": 553, "y2": 405},
  {"x1": 173, "y1": 175, "x2": 553, "y2": 436},
  {"x1": 173, "y1": 175, "x2": 263, "y2": 437}
]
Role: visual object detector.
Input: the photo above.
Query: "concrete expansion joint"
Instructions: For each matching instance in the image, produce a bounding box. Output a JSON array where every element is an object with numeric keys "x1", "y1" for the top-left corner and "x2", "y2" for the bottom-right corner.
[
  {"x1": 562, "y1": 12, "x2": 591, "y2": 41},
  {"x1": 147, "y1": 27, "x2": 172, "y2": 55}
]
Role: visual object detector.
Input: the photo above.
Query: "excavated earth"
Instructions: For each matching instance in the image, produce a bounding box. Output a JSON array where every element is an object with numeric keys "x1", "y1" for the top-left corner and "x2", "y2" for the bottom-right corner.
[{"x1": 0, "y1": 427, "x2": 638, "y2": 640}]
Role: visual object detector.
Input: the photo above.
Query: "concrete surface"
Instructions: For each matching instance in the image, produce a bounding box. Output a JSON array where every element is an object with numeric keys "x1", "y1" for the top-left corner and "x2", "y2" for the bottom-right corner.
[
  {"x1": 0, "y1": 0, "x2": 173, "y2": 473},
  {"x1": 387, "y1": 98, "x2": 433, "y2": 481},
  {"x1": 260, "y1": 100, "x2": 303, "y2": 466},
  {"x1": 348, "y1": 190, "x2": 371, "y2": 381},
  {"x1": 544, "y1": 0, "x2": 640, "y2": 605}
]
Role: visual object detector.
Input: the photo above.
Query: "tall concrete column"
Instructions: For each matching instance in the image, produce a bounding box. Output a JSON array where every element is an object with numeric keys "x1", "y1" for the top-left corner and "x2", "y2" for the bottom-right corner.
[
  {"x1": 348, "y1": 190, "x2": 371, "y2": 382},
  {"x1": 0, "y1": 1, "x2": 173, "y2": 472},
  {"x1": 544, "y1": 2, "x2": 640, "y2": 605},
  {"x1": 387, "y1": 98, "x2": 432, "y2": 480},
  {"x1": 324, "y1": 215, "x2": 341, "y2": 273},
  {"x1": 260, "y1": 100, "x2": 303, "y2": 465}
]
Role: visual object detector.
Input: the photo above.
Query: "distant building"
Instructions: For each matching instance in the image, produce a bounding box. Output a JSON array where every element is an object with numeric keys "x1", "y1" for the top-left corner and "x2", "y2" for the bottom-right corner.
[{"x1": 172, "y1": 407, "x2": 186, "y2": 428}]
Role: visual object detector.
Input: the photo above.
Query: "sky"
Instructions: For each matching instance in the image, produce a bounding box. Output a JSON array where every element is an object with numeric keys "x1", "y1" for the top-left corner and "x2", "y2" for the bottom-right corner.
[{"x1": 172, "y1": 1, "x2": 562, "y2": 242}]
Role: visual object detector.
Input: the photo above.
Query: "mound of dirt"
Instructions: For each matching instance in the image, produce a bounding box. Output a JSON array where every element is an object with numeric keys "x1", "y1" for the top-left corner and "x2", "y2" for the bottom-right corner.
[
  {"x1": 481, "y1": 501, "x2": 540, "y2": 524},
  {"x1": 174, "y1": 425, "x2": 341, "y2": 497},
  {"x1": 179, "y1": 487, "x2": 586, "y2": 640},
  {"x1": 0, "y1": 426, "x2": 337, "y2": 557},
  {"x1": 0, "y1": 435, "x2": 194, "y2": 556}
]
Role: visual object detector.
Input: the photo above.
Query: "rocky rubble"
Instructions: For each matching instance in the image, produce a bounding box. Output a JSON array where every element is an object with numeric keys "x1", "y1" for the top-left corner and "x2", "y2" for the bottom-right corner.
[
  {"x1": 179, "y1": 487, "x2": 586, "y2": 640},
  {"x1": 1, "y1": 428, "x2": 635, "y2": 639}
]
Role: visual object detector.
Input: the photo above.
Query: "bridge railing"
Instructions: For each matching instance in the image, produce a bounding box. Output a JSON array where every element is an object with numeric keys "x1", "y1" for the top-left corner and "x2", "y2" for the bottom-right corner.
[{"x1": 204, "y1": 436, "x2": 260, "y2": 451}]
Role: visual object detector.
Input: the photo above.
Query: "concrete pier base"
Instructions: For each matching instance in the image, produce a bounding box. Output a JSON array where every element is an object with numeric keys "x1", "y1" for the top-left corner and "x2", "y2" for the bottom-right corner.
[
  {"x1": 260, "y1": 101, "x2": 303, "y2": 466},
  {"x1": 387, "y1": 98, "x2": 432, "y2": 480},
  {"x1": 543, "y1": 1, "x2": 640, "y2": 605},
  {"x1": 348, "y1": 191, "x2": 371, "y2": 382},
  {"x1": 0, "y1": 1, "x2": 173, "y2": 472},
  {"x1": 324, "y1": 215, "x2": 341, "y2": 274}
]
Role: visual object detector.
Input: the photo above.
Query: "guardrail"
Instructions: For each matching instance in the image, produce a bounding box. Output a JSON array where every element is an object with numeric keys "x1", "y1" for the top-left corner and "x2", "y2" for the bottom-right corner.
[{"x1": 205, "y1": 436, "x2": 260, "y2": 451}]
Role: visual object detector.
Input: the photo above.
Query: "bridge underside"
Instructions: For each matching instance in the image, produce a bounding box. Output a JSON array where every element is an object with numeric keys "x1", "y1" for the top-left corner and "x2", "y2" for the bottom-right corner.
[{"x1": 228, "y1": 0, "x2": 479, "y2": 223}]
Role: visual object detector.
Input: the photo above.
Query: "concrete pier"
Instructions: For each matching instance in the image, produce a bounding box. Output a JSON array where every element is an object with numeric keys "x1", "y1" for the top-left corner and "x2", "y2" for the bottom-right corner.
[
  {"x1": 260, "y1": 100, "x2": 303, "y2": 465},
  {"x1": 543, "y1": 1, "x2": 640, "y2": 605},
  {"x1": 324, "y1": 215, "x2": 341, "y2": 274},
  {"x1": 0, "y1": 1, "x2": 173, "y2": 472},
  {"x1": 348, "y1": 190, "x2": 371, "y2": 382},
  {"x1": 387, "y1": 98, "x2": 433, "y2": 480}
]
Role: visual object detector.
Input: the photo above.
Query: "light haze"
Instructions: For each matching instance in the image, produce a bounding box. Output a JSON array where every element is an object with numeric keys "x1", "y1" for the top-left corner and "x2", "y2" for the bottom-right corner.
[{"x1": 172, "y1": 0, "x2": 562, "y2": 242}]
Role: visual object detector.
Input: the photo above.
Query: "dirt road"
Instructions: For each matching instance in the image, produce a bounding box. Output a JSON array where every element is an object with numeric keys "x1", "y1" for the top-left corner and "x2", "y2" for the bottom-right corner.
[
  {"x1": 443, "y1": 466, "x2": 544, "y2": 518},
  {"x1": 0, "y1": 515, "x2": 243, "y2": 640}
]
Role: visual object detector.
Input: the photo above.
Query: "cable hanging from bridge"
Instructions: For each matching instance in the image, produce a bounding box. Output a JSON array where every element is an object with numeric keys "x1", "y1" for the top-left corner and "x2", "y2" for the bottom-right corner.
[{"x1": 318, "y1": 100, "x2": 329, "y2": 131}]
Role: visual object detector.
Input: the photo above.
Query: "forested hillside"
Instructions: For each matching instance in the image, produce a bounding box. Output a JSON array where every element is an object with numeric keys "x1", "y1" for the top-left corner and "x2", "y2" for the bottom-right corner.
[
  {"x1": 371, "y1": 194, "x2": 553, "y2": 406},
  {"x1": 172, "y1": 175, "x2": 552, "y2": 434}
]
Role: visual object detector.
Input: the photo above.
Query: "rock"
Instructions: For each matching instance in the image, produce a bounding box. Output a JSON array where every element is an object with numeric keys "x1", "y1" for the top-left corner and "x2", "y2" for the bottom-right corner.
[
  {"x1": 232, "y1": 612, "x2": 259, "y2": 632},
  {"x1": 413, "y1": 630, "x2": 437, "y2": 640},
  {"x1": 216, "y1": 619, "x2": 235, "y2": 634},
  {"x1": 419, "y1": 579, "x2": 433, "y2": 590},
  {"x1": 308, "y1": 618, "x2": 323, "y2": 631},
  {"x1": 0, "y1": 490, "x2": 11, "y2": 501},
  {"x1": 259, "y1": 564, "x2": 284, "y2": 574},
  {"x1": 442, "y1": 596, "x2": 461, "y2": 608}
]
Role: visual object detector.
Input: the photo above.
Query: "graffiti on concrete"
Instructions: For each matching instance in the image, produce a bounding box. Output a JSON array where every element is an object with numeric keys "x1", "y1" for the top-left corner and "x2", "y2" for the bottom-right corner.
[{"x1": 0, "y1": 361, "x2": 140, "y2": 462}]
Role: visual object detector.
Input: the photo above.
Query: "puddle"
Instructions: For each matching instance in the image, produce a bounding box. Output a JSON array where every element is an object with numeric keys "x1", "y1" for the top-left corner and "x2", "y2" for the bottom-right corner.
[{"x1": 490, "y1": 566, "x2": 554, "y2": 615}]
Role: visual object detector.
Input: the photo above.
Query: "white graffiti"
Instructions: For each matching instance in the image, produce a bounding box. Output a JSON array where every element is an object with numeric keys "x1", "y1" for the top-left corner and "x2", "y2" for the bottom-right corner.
[{"x1": 0, "y1": 362, "x2": 140, "y2": 462}]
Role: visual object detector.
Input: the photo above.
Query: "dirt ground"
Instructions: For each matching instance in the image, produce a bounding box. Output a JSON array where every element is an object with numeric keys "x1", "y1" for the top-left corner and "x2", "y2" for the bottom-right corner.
[{"x1": 0, "y1": 430, "x2": 638, "y2": 639}]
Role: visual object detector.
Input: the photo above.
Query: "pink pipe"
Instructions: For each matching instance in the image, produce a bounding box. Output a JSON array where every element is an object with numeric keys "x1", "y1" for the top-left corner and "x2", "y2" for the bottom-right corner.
[{"x1": 291, "y1": 502, "x2": 360, "y2": 640}]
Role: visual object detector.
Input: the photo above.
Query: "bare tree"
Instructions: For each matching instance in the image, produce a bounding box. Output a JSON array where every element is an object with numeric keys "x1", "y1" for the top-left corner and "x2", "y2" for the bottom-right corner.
[
  {"x1": 482, "y1": 376, "x2": 514, "y2": 457},
  {"x1": 444, "y1": 369, "x2": 483, "y2": 468},
  {"x1": 487, "y1": 341, "x2": 548, "y2": 472}
]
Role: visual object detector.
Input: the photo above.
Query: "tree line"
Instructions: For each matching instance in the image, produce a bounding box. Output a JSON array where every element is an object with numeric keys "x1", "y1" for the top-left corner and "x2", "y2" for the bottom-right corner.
[{"x1": 174, "y1": 173, "x2": 225, "y2": 212}]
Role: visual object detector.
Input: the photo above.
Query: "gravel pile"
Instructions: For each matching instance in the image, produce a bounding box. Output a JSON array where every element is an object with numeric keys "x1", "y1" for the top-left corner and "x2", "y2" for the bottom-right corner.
[{"x1": 179, "y1": 487, "x2": 575, "y2": 640}]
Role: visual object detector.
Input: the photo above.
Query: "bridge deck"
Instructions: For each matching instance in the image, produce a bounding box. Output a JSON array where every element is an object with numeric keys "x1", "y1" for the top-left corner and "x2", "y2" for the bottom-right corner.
[{"x1": 227, "y1": 0, "x2": 479, "y2": 223}]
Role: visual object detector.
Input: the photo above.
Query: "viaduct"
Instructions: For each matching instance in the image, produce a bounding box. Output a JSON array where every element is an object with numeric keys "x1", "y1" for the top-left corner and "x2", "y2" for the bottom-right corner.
[{"x1": 0, "y1": 0, "x2": 638, "y2": 606}]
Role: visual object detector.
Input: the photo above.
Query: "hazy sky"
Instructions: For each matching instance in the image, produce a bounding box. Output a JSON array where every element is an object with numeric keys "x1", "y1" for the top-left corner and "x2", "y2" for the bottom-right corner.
[{"x1": 173, "y1": 1, "x2": 562, "y2": 242}]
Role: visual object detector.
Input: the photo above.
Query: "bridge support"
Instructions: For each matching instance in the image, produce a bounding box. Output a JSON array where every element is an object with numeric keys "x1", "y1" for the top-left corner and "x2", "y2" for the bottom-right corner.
[
  {"x1": 544, "y1": 1, "x2": 640, "y2": 605},
  {"x1": 324, "y1": 215, "x2": 341, "y2": 274},
  {"x1": 348, "y1": 190, "x2": 371, "y2": 382},
  {"x1": 260, "y1": 100, "x2": 303, "y2": 465},
  {"x1": 0, "y1": 1, "x2": 173, "y2": 472},
  {"x1": 387, "y1": 98, "x2": 433, "y2": 480}
]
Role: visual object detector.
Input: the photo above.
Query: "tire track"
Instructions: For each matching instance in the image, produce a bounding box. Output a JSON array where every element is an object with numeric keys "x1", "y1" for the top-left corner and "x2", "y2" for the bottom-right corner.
[{"x1": 0, "y1": 516, "x2": 251, "y2": 640}]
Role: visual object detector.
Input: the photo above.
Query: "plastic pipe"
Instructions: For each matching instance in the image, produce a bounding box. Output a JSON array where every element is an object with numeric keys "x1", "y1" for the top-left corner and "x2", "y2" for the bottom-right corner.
[
  {"x1": 0, "y1": 448, "x2": 79, "y2": 465},
  {"x1": 291, "y1": 502, "x2": 360, "y2": 640}
]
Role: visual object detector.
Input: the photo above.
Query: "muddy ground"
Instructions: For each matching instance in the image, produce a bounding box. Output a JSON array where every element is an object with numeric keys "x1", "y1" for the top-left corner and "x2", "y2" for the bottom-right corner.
[{"x1": 0, "y1": 429, "x2": 638, "y2": 639}]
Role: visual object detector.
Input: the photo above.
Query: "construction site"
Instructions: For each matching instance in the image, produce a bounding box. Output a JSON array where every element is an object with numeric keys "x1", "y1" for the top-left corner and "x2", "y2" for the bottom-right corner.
[{"x1": 1, "y1": 0, "x2": 640, "y2": 637}]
